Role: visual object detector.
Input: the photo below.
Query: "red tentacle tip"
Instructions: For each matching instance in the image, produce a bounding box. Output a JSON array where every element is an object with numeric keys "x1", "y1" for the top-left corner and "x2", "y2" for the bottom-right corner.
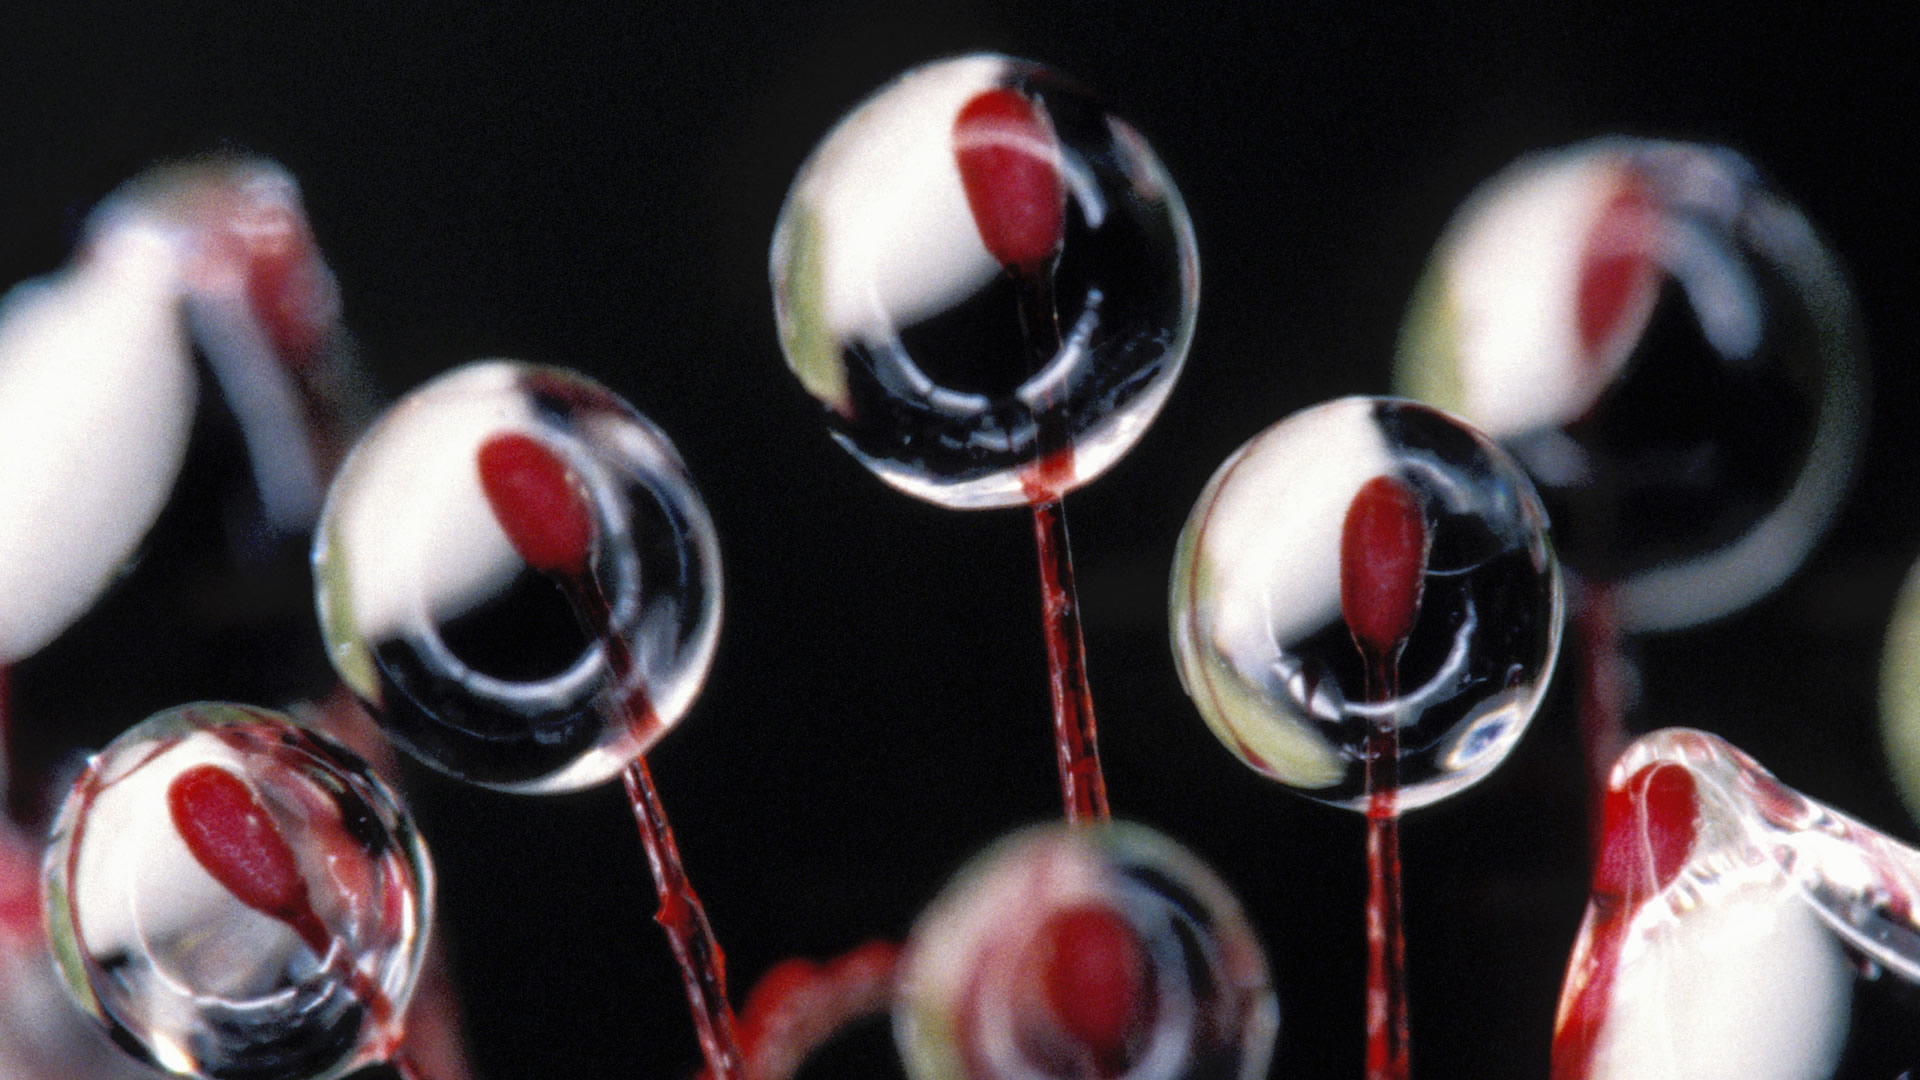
[
  {"x1": 167, "y1": 763, "x2": 311, "y2": 927},
  {"x1": 1340, "y1": 475, "x2": 1431, "y2": 660},
  {"x1": 1027, "y1": 903, "x2": 1153, "y2": 1073},
  {"x1": 188, "y1": 176, "x2": 337, "y2": 369},
  {"x1": 1575, "y1": 176, "x2": 1659, "y2": 365},
  {"x1": 1595, "y1": 763, "x2": 1698, "y2": 901},
  {"x1": 476, "y1": 431, "x2": 596, "y2": 578},
  {"x1": 233, "y1": 209, "x2": 334, "y2": 368},
  {"x1": 953, "y1": 87, "x2": 1067, "y2": 274}
]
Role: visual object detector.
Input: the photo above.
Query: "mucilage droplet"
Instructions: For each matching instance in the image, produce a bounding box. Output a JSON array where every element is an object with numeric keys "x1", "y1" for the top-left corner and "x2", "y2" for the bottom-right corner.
[
  {"x1": 1555, "y1": 728, "x2": 1920, "y2": 1080},
  {"x1": 1394, "y1": 137, "x2": 1864, "y2": 632},
  {"x1": 1170, "y1": 396, "x2": 1563, "y2": 810},
  {"x1": 893, "y1": 821, "x2": 1277, "y2": 1080},
  {"x1": 0, "y1": 153, "x2": 361, "y2": 669},
  {"x1": 771, "y1": 53, "x2": 1198, "y2": 509},
  {"x1": 40, "y1": 702, "x2": 431, "y2": 1080},
  {"x1": 312, "y1": 360, "x2": 722, "y2": 793}
]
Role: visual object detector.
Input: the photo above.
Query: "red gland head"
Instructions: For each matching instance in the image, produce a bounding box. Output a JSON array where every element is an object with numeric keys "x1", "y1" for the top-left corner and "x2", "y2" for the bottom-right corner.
[
  {"x1": 1027, "y1": 902, "x2": 1153, "y2": 1072},
  {"x1": 1594, "y1": 762, "x2": 1699, "y2": 903},
  {"x1": 953, "y1": 87, "x2": 1067, "y2": 274},
  {"x1": 1575, "y1": 175, "x2": 1660, "y2": 368},
  {"x1": 168, "y1": 764, "x2": 311, "y2": 927},
  {"x1": 1340, "y1": 474, "x2": 1431, "y2": 660},
  {"x1": 240, "y1": 222, "x2": 335, "y2": 370},
  {"x1": 185, "y1": 168, "x2": 341, "y2": 371},
  {"x1": 476, "y1": 431, "x2": 597, "y2": 578}
]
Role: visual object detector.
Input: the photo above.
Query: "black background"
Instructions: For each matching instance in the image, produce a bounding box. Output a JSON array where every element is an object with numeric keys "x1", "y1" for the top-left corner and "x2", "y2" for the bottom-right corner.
[{"x1": 3, "y1": 3, "x2": 1917, "y2": 1078}]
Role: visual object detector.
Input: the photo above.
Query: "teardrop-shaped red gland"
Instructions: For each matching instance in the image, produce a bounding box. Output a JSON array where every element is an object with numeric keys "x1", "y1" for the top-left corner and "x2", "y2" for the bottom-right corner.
[
  {"x1": 1593, "y1": 762, "x2": 1698, "y2": 903},
  {"x1": 1575, "y1": 176, "x2": 1660, "y2": 367},
  {"x1": 168, "y1": 764, "x2": 315, "y2": 931},
  {"x1": 476, "y1": 431, "x2": 596, "y2": 578},
  {"x1": 728, "y1": 940, "x2": 900, "y2": 1080},
  {"x1": 1029, "y1": 903, "x2": 1153, "y2": 1072},
  {"x1": 1340, "y1": 475, "x2": 1431, "y2": 661},
  {"x1": 953, "y1": 88, "x2": 1067, "y2": 273}
]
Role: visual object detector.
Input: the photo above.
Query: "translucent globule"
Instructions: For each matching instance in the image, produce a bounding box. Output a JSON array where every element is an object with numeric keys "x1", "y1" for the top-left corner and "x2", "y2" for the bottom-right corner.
[
  {"x1": 1556, "y1": 728, "x2": 1920, "y2": 1080},
  {"x1": 40, "y1": 703, "x2": 431, "y2": 1080},
  {"x1": 771, "y1": 53, "x2": 1198, "y2": 508},
  {"x1": 313, "y1": 360, "x2": 722, "y2": 793},
  {"x1": 1171, "y1": 397, "x2": 1563, "y2": 809},
  {"x1": 0, "y1": 154, "x2": 356, "y2": 666},
  {"x1": 894, "y1": 821, "x2": 1277, "y2": 1080},
  {"x1": 1394, "y1": 137, "x2": 1864, "y2": 632}
]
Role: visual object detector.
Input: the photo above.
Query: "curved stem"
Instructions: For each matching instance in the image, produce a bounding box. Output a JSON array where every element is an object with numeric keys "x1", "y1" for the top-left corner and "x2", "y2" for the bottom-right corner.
[{"x1": 703, "y1": 940, "x2": 900, "y2": 1080}]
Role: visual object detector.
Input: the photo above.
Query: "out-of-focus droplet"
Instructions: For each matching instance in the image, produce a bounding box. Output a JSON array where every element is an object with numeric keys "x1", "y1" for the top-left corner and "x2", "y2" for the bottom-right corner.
[
  {"x1": 894, "y1": 821, "x2": 1276, "y2": 1080},
  {"x1": 1395, "y1": 138, "x2": 1864, "y2": 632},
  {"x1": 1555, "y1": 728, "x2": 1920, "y2": 1079},
  {"x1": 0, "y1": 155, "x2": 358, "y2": 666},
  {"x1": 1881, "y1": 558, "x2": 1920, "y2": 827}
]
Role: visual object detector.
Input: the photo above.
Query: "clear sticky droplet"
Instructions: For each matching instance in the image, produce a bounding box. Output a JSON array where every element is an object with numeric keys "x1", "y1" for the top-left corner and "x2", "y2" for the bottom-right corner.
[
  {"x1": 1394, "y1": 137, "x2": 1865, "y2": 632},
  {"x1": 771, "y1": 53, "x2": 1198, "y2": 509},
  {"x1": 1171, "y1": 397, "x2": 1563, "y2": 810},
  {"x1": 312, "y1": 360, "x2": 722, "y2": 793},
  {"x1": 40, "y1": 702, "x2": 431, "y2": 1080},
  {"x1": 894, "y1": 821, "x2": 1277, "y2": 1080},
  {"x1": 1555, "y1": 728, "x2": 1920, "y2": 1080}
]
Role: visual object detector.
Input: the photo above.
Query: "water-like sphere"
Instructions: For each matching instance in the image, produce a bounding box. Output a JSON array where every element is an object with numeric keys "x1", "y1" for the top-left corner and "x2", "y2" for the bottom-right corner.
[
  {"x1": 894, "y1": 821, "x2": 1276, "y2": 1080},
  {"x1": 1171, "y1": 397, "x2": 1562, "y2": 810},
  {"x1": 0, "y1": 154, "x2": 354, "y2": 666},
  {"x1": 1555, "y1": 728, "x2": 1920, "y2": 1080},
  {"x1": 772, "y1": 53, "x2": 1198, "y2": 509},
  {"x1": 41, "y1": 702, "x2": 431, "y2": 1080},
  {"x1": 313, "y1": 360, "x2": 721, "y2": 793},
  {"x1": 1395, "y1": 137, "x2": 1864, "y2": 632}
]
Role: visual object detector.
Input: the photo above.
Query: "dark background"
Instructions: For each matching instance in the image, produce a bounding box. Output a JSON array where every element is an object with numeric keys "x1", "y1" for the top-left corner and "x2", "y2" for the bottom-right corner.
[{"x1": 2, "y1": 3, "x2": 1916, "y2": 1078}]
